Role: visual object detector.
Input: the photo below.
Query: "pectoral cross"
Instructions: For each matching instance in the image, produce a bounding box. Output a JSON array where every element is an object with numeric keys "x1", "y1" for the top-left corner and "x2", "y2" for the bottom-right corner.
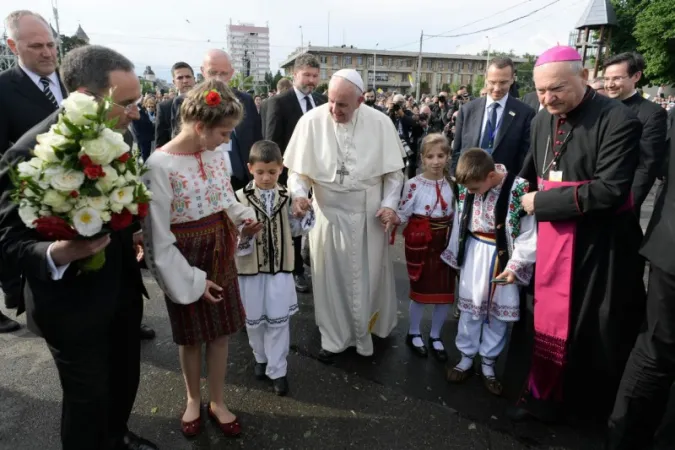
[{"x1": 336, "y1": 162, "x2": 350, "y2": 185}]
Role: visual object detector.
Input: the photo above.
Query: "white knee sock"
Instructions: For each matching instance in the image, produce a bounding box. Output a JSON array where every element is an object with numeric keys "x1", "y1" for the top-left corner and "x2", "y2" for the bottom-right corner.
[
  {"x1": 456, "y1": 355, "x2": 474, "y2": 371},
  {"x1": 481, "y1": 357, "x2": 496, "y2": 377},
  {"x1": 430, "y1": 304, "x2": 451, "y2": 339},
  {"x1": 408, "y1": 301, "x2": 425, "y2": 347}
]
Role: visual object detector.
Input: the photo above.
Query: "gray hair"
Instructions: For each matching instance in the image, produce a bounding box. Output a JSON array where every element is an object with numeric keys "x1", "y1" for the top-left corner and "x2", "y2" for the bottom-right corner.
[
  {"x1": 60, "y1": 45, "x2": 134, "y2": 93},
  {"x1": 4, "y1": 10, "x2": 50, "y2": 40},
  {"x1": 294, "y1": 53, "x2": 320, "y2": 71}
]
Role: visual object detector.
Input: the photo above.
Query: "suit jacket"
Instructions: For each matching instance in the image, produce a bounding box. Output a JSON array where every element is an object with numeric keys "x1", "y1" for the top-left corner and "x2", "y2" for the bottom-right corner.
[
  {"x1": 260, "y1": 98, "x2": 270, "y2": 133},
  {"x1": 264, "y1": 88, "x2": 326, "y2": 154},
  {"x1": 522, "y1": 92, "x2": 540, "y2": 112},
  {"x1": 0, "y1": 112, "x2": 146, "y2": 339},
  {"x1": 641, "y1": 121, "x2": 675, "y2": 273},
  {"x1": 0, "y1": 66, "x2": 67, "y2": 154},
  {"x1": 154, "y1": 98, "x2": 173, "y2": 148},
  {"x1": 450, "y1": 95, "x2": 536, "y2": 174},
  {"x1": 623, "y1": 93, "x2": 668, "y2": 212}
]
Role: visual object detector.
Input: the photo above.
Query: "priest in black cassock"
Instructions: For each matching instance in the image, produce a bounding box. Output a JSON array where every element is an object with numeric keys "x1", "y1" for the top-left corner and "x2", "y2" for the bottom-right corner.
[
  {"x1": 603, "y1": 52, "x2": 668, "y2": 215},
  {"x1": 502, "y1": 46, "x2": 646, "y2": 423}
]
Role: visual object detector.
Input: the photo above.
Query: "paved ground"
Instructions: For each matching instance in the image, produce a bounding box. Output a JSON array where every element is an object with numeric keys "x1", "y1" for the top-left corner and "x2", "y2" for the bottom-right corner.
[{"x1": 0, "y1": 185, "x2": 672, "y2": 450}]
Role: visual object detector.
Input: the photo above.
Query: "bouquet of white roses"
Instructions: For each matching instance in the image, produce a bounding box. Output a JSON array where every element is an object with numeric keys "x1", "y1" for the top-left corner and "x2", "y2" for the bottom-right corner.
[{"x1": 10, "y1": 92, "x2": 152, "y2": 271}]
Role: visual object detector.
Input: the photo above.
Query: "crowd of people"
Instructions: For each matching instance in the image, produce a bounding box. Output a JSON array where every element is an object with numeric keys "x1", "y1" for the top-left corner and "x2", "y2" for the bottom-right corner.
[{"x1": 1, "y1": 8, "x2": 675, "y2": 450}]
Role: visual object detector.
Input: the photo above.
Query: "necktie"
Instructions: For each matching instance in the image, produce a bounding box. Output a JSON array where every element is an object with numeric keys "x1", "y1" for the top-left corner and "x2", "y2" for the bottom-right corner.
[
  {"x1": 304, "y1": 96, "x2": 313, "y2": 113},
  {"x1": 40, "y1": 77, "x2": 59, "y2": 109},
  {"x1": 480, "y1": 103, "x2": 500, "y2": 151}
]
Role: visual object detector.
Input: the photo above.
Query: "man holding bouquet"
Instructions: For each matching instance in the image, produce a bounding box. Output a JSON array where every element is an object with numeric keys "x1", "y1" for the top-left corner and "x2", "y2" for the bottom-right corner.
[{"x1": 0, "y1": 45, "x2": 157, "y2": 450}]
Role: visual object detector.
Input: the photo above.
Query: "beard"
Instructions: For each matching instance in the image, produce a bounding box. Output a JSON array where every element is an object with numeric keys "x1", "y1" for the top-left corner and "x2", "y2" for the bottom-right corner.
[
  {"x1": 297, "y1": 84, "x2": 315, "y2": 95},
  {"x1": 365, "y1": 99, "x2": 375, "y2": 106}
]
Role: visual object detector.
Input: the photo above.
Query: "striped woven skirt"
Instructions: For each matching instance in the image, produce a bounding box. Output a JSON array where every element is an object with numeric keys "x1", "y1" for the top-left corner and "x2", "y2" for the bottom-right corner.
[{"x1": 165, "y1": 211, "x2": 245, "y2": 346}]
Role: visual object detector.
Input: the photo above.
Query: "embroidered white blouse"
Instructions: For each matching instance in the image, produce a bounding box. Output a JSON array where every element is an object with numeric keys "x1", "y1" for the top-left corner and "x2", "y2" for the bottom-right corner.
[
  {"x1": 396, "y1": 175, "x2": 455, "y2": 224},
  {"x1": 143, "y1": 148, "x2": 255, "y2": 305}
]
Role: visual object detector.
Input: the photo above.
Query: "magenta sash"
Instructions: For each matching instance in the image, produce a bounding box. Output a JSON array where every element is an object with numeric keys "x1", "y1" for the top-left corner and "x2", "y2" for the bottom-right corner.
[{"x1": 528, "y1": 179, "x2": 633, "y2": 401}]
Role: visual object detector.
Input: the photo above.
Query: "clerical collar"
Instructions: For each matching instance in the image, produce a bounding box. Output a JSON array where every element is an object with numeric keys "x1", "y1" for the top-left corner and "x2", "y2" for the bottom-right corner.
[{"x1": 622, "y1": 91, "x2": 640, "y2": 103}]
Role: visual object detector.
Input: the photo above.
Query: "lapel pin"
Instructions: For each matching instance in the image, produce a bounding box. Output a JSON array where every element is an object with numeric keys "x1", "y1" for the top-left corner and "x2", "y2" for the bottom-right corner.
[{"x1": 509, "y1": 111, "x2": 516, "y2": 116}]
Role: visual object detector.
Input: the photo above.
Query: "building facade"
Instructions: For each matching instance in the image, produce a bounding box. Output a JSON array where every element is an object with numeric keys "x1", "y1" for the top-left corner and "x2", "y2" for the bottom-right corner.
[
  {"x1": 226, "y1": 22, "x2": 270, "y2": 84},
  {"x1": 280, "y1": 46, "x2": 525, "y2": 94}
]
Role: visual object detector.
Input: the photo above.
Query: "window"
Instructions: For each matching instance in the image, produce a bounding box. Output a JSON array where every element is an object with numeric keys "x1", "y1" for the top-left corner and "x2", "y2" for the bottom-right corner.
[
  {"x1": 447, "y1": 74, "x2": 452, "y2": 83},
  {"x1": 426, "y1": 60, "x2": 432, "y2": 69},
  {"x1": 345, "y1": 56, "x2": 352, "y2": 65},
  {"x1": 436, "y1": 73, "x2": 442, "y2": 86},
  {"x1": 320, "y1": 55, "x2": 327, "y2": 64},
  {"x1": 438, "y1": 61, "x2": 444, "y2": 70},
  {"x1": 321, "y1": 69, "x2": 327, "y2": 79},
  {"x1": 468, "y1": 62, "x2": 474, "y2": 72},
  {"x1": 378, "y1": 57, "x2": 384, "y2": 66},
  {"x1": 478, "y1": 62, "x2": 484, "y2": 71},
  {"x1": 406, "y1": 59, "x2": 412, "y2": 68},
  {"x1": 332, "y1": 55, "x2": 338, "y2": 65},
  {"x1": 367, "y1": 56, "x2": 373, "y2": 65},
  {"x1": 368, "y1": 72, "x2": 389, "y2": 82},
  {"x1": 357, "y1": 56, "x2": 363, "y2": 65},
  {"x1": 387, "y1": 57, "x2": 392, "y2": 66}
]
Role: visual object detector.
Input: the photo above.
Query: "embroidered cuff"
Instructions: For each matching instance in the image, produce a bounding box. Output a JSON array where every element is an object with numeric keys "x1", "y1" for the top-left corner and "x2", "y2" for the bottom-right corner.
[
  {"x1": 440, "y1": 247, "x2": 459, "y2": 269},
  {"x1": 506, "y1": 259, "x2": 533, "y2": 285},
  {"x1": 236, "y1": 235, "x2": 255, "y2": 256}
]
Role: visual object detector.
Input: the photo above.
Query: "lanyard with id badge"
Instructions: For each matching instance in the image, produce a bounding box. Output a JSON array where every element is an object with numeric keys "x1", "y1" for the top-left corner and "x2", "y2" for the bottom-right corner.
[{"x1": 541, "y1": 129, "x2": 572, "y2": 187}]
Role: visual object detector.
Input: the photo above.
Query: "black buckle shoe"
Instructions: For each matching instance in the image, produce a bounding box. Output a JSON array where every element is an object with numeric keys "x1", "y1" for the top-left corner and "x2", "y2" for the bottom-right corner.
[
  {"x1": 428, "y1": 337, "x2": 448, "y2": 362},
  {"x1": 0, "y1": 312, "x2": 20, "y2": 333},
  {"x1": 254, "y1": 362, "x2": 267, "y2": 380},
  {"x1": 139, "y1": 324, "x2": 155, "y2": 340},
  {"x1": 273, "y1": 376, "x2": 289, "y2": 396},
  {"x1": 405, "y1": 334, "x2": 428, "y2": 357}
]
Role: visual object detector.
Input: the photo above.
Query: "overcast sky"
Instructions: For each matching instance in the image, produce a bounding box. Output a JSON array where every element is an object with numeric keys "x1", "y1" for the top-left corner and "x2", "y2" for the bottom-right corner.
[{"x1": 2, "y1": 0, "x2": 589, "y2": 81}]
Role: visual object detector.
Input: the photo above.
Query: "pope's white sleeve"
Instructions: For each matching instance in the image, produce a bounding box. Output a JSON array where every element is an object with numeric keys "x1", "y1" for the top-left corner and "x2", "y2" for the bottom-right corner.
[
  {"x1": 381, "y1": 170, "x2": 405, "y2": 210},
  {"x1": 288, "y1": 171, "x2": 311, "y2": 198}
]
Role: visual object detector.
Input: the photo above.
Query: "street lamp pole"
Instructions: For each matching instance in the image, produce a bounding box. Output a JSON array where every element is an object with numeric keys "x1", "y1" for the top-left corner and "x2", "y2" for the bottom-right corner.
[{"x1": 373, "y1": 43, "x2": 379, "y2": 91}]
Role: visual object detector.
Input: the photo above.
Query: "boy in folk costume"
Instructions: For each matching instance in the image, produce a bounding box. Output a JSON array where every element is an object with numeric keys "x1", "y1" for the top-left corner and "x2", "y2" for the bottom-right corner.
[
  {"x1": 235, "y1": 140, "x2": 314, "y2": 396},
  {"x1": 441, "y1": 149, "x2": 537, "y2": 395}
]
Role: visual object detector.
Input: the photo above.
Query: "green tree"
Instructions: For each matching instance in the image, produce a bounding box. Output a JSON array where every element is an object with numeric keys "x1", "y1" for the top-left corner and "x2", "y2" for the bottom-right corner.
[
  {"x1": 315, "y1": 83, "x2": 328, "y2": 94},
  {"x1": 229, "y1": 73, "x2": 255, "y2": 91},
  {"x1": 272, "y1": 70, "x2": 285, "y2": 88},
  {"x1": 478, "y1": 49, "x2": 517, "y2": 58},
  {"x1": 516, "y1": 53, "x2": 536, "y2": 95},
  {"x1": 473, "y1": 74, "x2": 485, "y2": 95},
  {"x1": 608, "y1": 0, "x2": 641, "y2": 56},
  {"x1": 419, "y1": 81, "x2": 430, "y2": 95},
  {"x1": 140, "y1": 80, "x2": 155, "y2": 95},
  {"x1": 633, "y1": 0, "x2": 675, "y2": 84},
  {"x1": 58, "y1": 35, "x2": 87, "y2": 61},
  {"x1": 264, "y1": 71, "x2": 274, "y2": 89}
]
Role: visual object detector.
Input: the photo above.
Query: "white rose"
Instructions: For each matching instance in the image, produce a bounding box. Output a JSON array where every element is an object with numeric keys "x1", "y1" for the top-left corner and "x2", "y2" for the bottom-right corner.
[
  {"x1": 138, "y1": 182, "x2": 152, "y2": 200},
  {"x1": 72, "y1": 207, "x2": 103, "y2": 237},
  {"x1": 23, "y1": 188, "x2": 39, "y2": 199},
  {"x1": 42, "y1": 189, "x2": 67, "y2": 208},
  {"x1": 124, "y1": 171, "x2": 138, "y2": 183},
  {"x1": 115, "y1": 160, "x2": 127, "y2": 174},
  {"x1": 17, "y1": 160, "x2": 40, "y2": 178},
  {"x1": 126, "y1": 203, "x2": 138, "y2": 215},
  {"x1": 110, "y1": 186, "x2": 135, "y2": 205},
  {"x1": 94, "y1": 166, "x2": 119, "y2": 192},
  {"x1": 18, "y1": 202, "x2": 38, "y2": 228},
  {"x1": 100, "y1": 210, "x2": 111, "y2": 222},
  {"x1": 43, "y1": 165, "x2": 64, "y2": 181},
  {"x1": 52, "y1": 120, "x2": 74, "y2": 137},
  {"x1": 114, "y1": 175, "x2": 129, "y2": 188},
  {"x1": 50, "y1": 169, "x2": 85, "y2": 192},
  {"x1": 61, "y1": 92, "x2": 99, "y2": 126},
  {"x1": 39, "y1": 207, "x2": 52, "y2": 217},
  {"x1": 109, "y1": 201, "x2": 124, "y2": 213},
  {"x1": 86, "y1": 195, "x2": 109, "y2": 211},
  {"x1": 81, "y1": 128, "x2": 129, "y2": 166},
  {"x1": 52, "y1": 202, "x2": 74, "y2": 213}
]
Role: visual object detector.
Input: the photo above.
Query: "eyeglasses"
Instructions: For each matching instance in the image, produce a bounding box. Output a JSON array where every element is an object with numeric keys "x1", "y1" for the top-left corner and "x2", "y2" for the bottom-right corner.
[
  {"x1": 603, "y1": 75, "x2": 631, "y2": 84},
  {"x1": 108, "y1": 98, "x2": 141, "y2": 114}
]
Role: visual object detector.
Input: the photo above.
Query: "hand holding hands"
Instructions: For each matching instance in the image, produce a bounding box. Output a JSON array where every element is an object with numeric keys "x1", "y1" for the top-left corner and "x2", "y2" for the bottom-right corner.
[
  {"x1": 376, "y1": 207, "x2": 400, "y2": 233},
  {"x1": 292, "y1": 197, "x2": 311, "y2": 218},
  {"x1": 494, "y1": 269, "x2": 516, "y2": 285},
  {"x1": 241, "y1": 219, "x2": 264, "y2": 238}
]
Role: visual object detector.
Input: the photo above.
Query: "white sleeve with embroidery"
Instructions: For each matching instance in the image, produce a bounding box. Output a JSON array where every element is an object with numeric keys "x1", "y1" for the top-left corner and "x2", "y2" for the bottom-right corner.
[
  {"x1": 505, "y1": 213, "x2": 537, "y2": 285},
  {"x1": 142, "y1": 166, "x2": 206, "y2": 305},
  {"x1": 396, "y1": 178, "x2": 417, "y2": 225},
  {"x1": 289, "y1": 205, "x2": 316, "y2": 237},
  {"x1": 440, "y1": 209, "x2": 460, "y2": 269},
  {"x1": 381, "y1": 170, "x2": 405, "y2": 210}
]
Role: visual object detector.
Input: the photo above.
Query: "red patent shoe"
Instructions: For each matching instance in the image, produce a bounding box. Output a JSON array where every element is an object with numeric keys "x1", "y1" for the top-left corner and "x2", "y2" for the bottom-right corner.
[
  {"x1": 207, "y1": 403, "x2": 242, "y2": 437},
  {"x1": 181, "y1": 410, "x2": 202, "y2": 438}
]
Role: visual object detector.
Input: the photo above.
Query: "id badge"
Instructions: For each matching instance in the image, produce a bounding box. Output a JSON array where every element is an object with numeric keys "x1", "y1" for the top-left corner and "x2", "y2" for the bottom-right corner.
[{"x1": 548, "y1": 170, "x2": 563, "y2": 182}]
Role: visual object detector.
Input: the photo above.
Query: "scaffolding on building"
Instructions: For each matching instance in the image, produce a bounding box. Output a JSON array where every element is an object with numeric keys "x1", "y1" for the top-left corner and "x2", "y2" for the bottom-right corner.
[{"x1": 0, "y1": 31, "x2": 18, "y2": 71}]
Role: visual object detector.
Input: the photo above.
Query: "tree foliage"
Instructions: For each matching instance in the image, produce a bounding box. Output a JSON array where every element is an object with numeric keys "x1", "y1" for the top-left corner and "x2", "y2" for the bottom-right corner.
[
  {"x1": 58, "y1": 35, "x2": 87, "y2": 60},
  {"x1": 272, "y1": 70, "x2": 285, "y2": 88},
  {"x1": 473, "y1": 74, "x2": 486, "y2": 95},
  {"x1": 633, "y1": 0, "x2": 675, "y2": 84},
  {"x1": 229, "y1": 73, "x2": 255, "y2": 91}
]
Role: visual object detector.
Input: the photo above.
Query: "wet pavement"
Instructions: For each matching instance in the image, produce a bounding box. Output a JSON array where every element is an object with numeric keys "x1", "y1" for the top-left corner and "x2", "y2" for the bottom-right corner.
[{"x1": 0, "y1": 184, "x2": 672, "y2": 450}]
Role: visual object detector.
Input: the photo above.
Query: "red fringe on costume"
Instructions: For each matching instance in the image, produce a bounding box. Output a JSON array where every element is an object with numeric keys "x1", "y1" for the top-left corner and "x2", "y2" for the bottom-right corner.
[
  {"x1": 165, "y1": 211, "x2": 245, "y2": 346},
  {"x1": 403, "y1": 215, "x2": 456, "y2": 304}
]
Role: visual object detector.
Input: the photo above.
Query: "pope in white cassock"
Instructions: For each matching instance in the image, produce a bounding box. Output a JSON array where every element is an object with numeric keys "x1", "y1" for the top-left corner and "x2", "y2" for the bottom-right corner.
[{"x1": 284, "y1": 69, "x2": 406, "y2": 362}]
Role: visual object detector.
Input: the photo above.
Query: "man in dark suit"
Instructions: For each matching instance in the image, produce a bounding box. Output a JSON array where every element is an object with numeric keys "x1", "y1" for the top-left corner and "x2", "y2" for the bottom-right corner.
[
  {"x1": 261, "y1": 78, "x2": 292, "y2": 133},
  {"x1": 521, "y1": 91, "x2": 541, "y2": 112},
  {"x1": 154, "y1": 61, "x2": 195, "y2": 148},
  {"x1": 0, "y1": 10, "x2": 67, "y2": 332},
  {"x1": 0, "y1": 45, "x2": 157, "y2": 450},
  {"x1": 450, "y1": 57, "x2": 536, "y2": 174},
  {"x1": 607, "y1": 108, "x2": 675, "y2": 450},
  {"x1": 264, "y1": 53, "x2": 326, "y2": 293},
  {"x1": 604, "y1": 52, "x2": 668, "y2": 214}
]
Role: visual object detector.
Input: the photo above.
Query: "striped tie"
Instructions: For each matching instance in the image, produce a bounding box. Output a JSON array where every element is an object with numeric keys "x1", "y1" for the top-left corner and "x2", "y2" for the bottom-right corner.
[{"x1": 39, "y1": 77, "x2": 59, "y2": 109}]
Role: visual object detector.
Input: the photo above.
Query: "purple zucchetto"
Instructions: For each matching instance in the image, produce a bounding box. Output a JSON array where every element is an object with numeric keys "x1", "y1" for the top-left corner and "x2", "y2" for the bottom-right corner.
[{"x1": 535, "y1": 46, "x2": 582, "y2": 67}]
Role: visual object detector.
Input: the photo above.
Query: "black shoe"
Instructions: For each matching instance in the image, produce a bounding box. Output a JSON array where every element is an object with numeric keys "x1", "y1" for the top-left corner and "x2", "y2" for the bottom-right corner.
[
  {"x1": 317, "y1": 349, "x2": 335, "y2": 364},
  {"x1": 0, "y1": 312, "x2": 20, "y2": 333},
  {"x1": 139, "y1": 324, "x2": 155, "y2": 340},
  {"x1": 405, "y1": 334, "x2": 428, "y2": 357},
  {"x1": 505, "y1": 405, "x2": 531, "y2": 422},
  {"x1": 121, "y1": 431, "x2": 158, "y2": 450},
  {"x1": 294, "y1": 273, "x2": 310, "y2": 293},
  {"x1": 4, "y1": 294, "x2": 20, "y2": 309},
  {"x1": 428, "y1": 337, "x2": 448, "y2": 362},
  {"x1": 273, "y1": 376, "x2": 289, "y2": 396},
  {"x1": 254, "y1": 362, "x2": 267, "y2": 380}
]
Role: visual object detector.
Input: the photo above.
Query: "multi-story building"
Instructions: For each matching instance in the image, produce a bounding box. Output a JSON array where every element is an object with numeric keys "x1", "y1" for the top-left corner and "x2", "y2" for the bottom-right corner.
[
  {"x1": 280, "y1": 45, "x2": 525, "y2": 94},
  {"x1": 226, "y1": 21, "x2": 270, "y2": 84}
]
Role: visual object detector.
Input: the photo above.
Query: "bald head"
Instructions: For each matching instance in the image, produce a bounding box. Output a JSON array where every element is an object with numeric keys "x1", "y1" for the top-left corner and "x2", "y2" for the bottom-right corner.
[
  {"x1": 201, "y1": 49, "x2": 234, "y2": 83},
  {"x1": 5, "y1": 11, "x2": 56, "y2": 77},
  {"x1": 327, "y1": 76, "x2": 364, "y2": 124},
  {"x1": 534, "y1": 61, "x2": 588, "y2": 115}
]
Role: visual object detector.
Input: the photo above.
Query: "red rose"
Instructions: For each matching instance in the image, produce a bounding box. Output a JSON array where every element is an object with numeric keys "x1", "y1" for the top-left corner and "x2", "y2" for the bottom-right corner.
[
  {"x1": 117, "y1": 152, "x2": 130, "y2": 163},
  {"x1": 79, "y1": 155, "x2": 93, "y2": 168},
  {"x1": 69, "y1": 190, "x2": 79, "y2": 198},
  {"x1": 205, "y1": 91, "x2": 221, "y2": 106},
  {"x1": 84, "y1": 164, "x2": 105, "y2": 180},
  {"x1": 136, "y1": 202, "x2": 149, "y2": 219},
  {"x1": 34, "y1": 216, "x2": 78, "y2": 240},
  {"x1": 110, "y1": 208, "x2": 133, "y2": 231}
]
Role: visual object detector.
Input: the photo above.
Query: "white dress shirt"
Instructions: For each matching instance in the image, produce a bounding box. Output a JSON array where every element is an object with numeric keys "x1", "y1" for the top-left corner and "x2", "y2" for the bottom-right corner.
[
  {"x1": 294, "y1": 87, "x2": 316, "y2": 114},
  {"x1": 20, "y1": 64, "x2": 64, "y2": 106},
  {"x1": 480, "y1": 93, "x2": 509, "y2": 144}
]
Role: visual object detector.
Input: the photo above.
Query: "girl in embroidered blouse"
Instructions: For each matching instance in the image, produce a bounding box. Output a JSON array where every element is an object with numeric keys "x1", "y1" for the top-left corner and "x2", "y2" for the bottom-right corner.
[
  {"x1": 143, "y1": 80, "x2": 262, "y2": 439},
  {"x1": 392, "y1": 133, "x2": 457, "y2": 362}
]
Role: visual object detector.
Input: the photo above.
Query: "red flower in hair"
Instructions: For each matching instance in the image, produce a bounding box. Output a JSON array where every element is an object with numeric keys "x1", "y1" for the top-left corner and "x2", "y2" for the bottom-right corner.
[{"x1": 204, "y1": 90, "x2": 221, "y2": 107}]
